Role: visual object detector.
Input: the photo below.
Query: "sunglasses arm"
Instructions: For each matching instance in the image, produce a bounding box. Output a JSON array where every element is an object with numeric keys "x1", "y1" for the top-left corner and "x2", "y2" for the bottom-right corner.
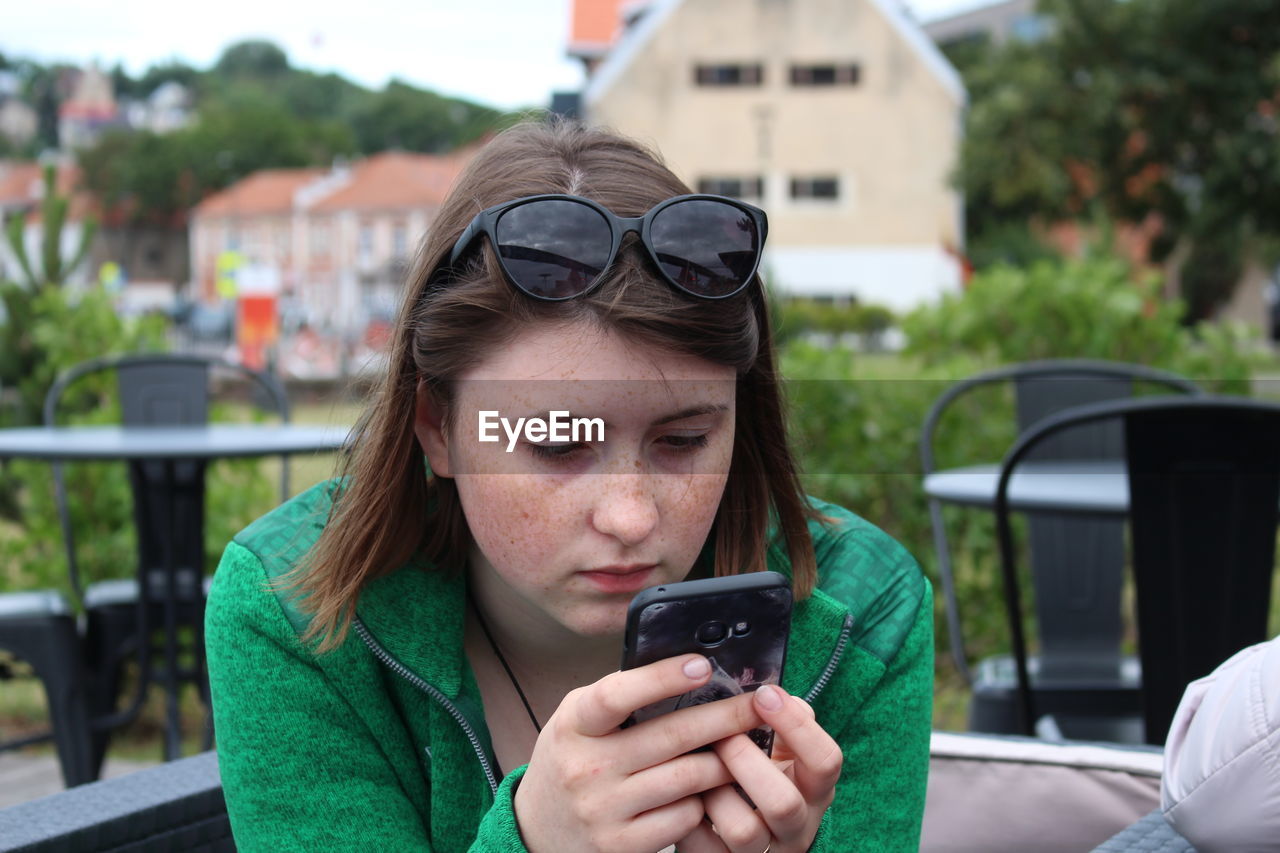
[{"x1": 449, "y1": 218, "x2": 485, "y2": 267}]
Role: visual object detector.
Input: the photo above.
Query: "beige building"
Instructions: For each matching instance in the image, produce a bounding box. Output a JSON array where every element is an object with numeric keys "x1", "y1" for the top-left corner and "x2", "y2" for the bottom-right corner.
[
  {"x1": 189, "y1": 151, "x2": 469, "y2": 335},
  {"x1": 580, "y1": 0, "x2": 967, "y2": 309}
]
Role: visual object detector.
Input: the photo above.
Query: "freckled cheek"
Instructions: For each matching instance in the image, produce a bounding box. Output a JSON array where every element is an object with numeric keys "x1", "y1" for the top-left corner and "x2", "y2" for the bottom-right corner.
[
  {"x1": 456, "y1": 475, "x2": 568, "y2": 577},
  {"x1": 668, "y1": 473, "x2": 730, "y2": 532}
]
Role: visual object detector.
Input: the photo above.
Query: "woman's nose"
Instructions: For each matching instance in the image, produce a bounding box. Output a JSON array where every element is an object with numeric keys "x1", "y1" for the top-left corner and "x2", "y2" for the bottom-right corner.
[{"x1": 588, "y1": 473, "x2": 660, "y2": 546}]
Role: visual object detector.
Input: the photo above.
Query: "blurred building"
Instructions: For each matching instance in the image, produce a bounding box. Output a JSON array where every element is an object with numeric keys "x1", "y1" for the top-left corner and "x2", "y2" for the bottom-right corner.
[
  {"x1": 121, "y1": 81, "x2": 194, "y2": 135},
  {"x1": 0, "y1": 97, "x2": 38, "y2": 150},
  {"x1": 189, "y1": 150, "x2": 470, "y2": 338},
  {"x1": 571, "y1": 0, "x2": 967, "y2": 311},
  {"x1": 921, "y1": 0, "x2": 1051, "y2": 51},
  {"x1": 57, "y1": 65, "x2": 123, "y2": 151}
]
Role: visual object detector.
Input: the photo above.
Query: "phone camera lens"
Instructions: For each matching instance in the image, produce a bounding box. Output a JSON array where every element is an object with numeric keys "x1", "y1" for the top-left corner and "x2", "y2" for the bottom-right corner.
[
  {"x1": 695, "y1": 621, "x2": 728, "y2": 646},
  {"x1": 732, "y1": 621, "x2": 750, "y2": 637}
]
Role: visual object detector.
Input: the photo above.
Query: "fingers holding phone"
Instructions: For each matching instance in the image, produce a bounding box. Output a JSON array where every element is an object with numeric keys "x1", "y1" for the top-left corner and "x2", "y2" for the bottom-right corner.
[
  {"x1": 514, "y1": 653, "x2": 759, "y2": 853},
  {"x1": 679, "y1": 688, "x2": 843, "y2": 853}
]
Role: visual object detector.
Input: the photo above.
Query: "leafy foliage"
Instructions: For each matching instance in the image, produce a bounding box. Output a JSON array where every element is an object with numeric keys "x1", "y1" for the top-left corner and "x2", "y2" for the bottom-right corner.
[
  {"x1": 73, "y1": 39, "x2": 508, "y2": 228},
  {"x1": 957, "y1": 0, "x2": 1280, "y2": 318},
  {"x1": 3, "y1": 165, "x2": 96, "y2": 289}
]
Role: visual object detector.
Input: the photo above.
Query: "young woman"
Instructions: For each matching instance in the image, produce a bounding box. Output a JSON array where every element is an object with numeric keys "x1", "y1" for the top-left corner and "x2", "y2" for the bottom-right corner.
[{"x1": 206, "y1": 121, "x2": 933, "y2": 852}]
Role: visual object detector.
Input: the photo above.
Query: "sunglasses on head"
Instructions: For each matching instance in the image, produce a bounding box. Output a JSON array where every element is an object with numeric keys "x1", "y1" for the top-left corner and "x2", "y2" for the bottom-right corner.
[{"x1": 428, "y1": 194, "x2": 768, "y2": 301}]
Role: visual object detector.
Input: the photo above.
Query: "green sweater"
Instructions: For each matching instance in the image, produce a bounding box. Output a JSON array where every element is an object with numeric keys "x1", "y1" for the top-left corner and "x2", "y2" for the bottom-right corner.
[{"x1": 206, "y1": 480, "x2": 933, "y2": 851}]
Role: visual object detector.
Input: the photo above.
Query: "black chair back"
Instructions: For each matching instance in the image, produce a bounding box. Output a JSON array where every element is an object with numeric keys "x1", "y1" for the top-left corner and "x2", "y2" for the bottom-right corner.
[
  {"x1": 921, "y1": 360, "x2": 1201, "y2": 685},
  {"x1": 1125, "y1": 401, "x2": 1280, "y2": 742},
  {"x1": 995, "y1": 395, "x2": 1280, "y2": 744}
]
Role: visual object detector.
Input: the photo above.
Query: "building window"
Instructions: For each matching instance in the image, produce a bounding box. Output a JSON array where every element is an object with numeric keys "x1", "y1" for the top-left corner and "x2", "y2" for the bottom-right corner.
[
  {"x1": 697, "y1": 177, "x2": 764, "y2": 202},
  {"x1": 310, "y1": 219, "x2": 330, "y2": 259},
  {"x1": 790, "y1": 64, "x2": 860, "y2": 86},
  {"x1": 358, "y1": 222, "x2": 374, "y2": 264},
  {"x1": 790, "y1": 177, "x2": 840, "y2": 200},
  {"x1": 392, "y1": 223, "x2": 408, "y2": 258},
  {"x1": 694, "y1": 64, "x2": 763, "y2": 86},
  {"x1": 1011, "y1": 14, "x2": 1051, "y2": 42}
]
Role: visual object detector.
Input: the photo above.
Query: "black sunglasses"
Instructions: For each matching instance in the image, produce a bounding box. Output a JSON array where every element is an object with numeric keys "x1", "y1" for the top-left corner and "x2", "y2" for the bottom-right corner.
[{"x1": 429, "y1": 194, "x2": 768, "y2": 300}]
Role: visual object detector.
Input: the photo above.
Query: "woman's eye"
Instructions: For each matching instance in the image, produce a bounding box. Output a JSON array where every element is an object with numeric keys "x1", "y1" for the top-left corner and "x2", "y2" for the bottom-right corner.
[
  {"x1": 658, "y1": 434, "x2": 710, "y2": 453},
  {"x1": 527, "y1": 442, "x2": 586, "y2": 460}
]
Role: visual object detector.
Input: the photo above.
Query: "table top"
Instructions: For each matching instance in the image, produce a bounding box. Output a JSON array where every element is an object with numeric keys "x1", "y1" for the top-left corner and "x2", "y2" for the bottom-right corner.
[
  {"x1": 924, "y1": 460, "x2": 1129, "y2": 515},
  {"x1": 0, "y1": 423, "x2": 352, "y2": 461}
]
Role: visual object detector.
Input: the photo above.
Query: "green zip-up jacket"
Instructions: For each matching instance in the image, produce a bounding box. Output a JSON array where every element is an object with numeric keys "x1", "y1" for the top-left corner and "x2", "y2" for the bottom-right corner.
[{"x1": 206, "y1": 479, "x2": 932, "y2": 851}]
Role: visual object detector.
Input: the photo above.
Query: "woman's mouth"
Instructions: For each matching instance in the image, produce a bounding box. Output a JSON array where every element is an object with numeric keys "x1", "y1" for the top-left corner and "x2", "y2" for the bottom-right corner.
[{"x1": 578, "y1": 564, "x2": 658, "y2": 594}]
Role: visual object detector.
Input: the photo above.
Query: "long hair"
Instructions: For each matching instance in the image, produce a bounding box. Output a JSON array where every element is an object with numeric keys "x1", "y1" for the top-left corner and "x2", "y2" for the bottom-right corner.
[{"x1": 289, "y1": 120, "x2": 819, "y2": 651}]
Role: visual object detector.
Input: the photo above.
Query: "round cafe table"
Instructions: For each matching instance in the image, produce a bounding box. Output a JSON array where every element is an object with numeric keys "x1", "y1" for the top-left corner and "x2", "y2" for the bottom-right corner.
[
  {"x1": 923, "y1": 460, "x2": 1130, "y2": 516},
  {"x1": 0, "y1": 423, "x2": 351, "y2": 761}
]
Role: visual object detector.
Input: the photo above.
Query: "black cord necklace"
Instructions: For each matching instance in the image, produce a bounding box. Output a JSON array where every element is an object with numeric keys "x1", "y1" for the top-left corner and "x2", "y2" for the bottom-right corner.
[{"x1": 470, "y1": 596, "x2": 542, "y2": 733}]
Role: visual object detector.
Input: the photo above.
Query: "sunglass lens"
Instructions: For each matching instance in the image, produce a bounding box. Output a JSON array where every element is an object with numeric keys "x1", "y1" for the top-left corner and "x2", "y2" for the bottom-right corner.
[
  {"x1": 495, "y1": 200, "x2": 612, "y2": 299},
  {"x1": 650, "y1": 200, "x2": 760, "y2": 297}
]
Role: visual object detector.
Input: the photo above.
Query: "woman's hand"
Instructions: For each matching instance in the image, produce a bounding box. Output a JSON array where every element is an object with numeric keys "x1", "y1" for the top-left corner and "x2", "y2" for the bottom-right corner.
[
  {"x1": 677, "y1": 686, "x2": 842, "y2": 853},
  {"x1": 514, "y1": 654, "x2": 765, "y2": 853}
]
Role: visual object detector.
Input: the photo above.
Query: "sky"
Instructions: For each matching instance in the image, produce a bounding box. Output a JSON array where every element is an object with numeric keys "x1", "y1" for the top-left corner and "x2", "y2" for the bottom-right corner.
[{"x1": 0, "y1": 0, "x2": 986, "y2": 111}]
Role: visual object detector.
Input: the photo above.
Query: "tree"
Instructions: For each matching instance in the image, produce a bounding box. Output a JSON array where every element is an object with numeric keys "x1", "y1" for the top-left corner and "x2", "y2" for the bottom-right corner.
[
  {"x1": 214, "y1": 40, "x2": 290, "y2": 78},
  {"x1": 957, "y1": 0, "x2": 1280, "y2": 320},
  {"x1": 349, "y1": 80, "x2": 503, "y2": 153}
]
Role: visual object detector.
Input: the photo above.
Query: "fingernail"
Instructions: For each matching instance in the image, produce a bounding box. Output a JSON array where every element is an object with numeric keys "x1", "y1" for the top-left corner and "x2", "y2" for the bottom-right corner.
[
  {"x1": 683, "y1": 656, "x2": 710, "y2": 679},
  {"x1": 755, "y1": 684, "x2": 783, "y2": 711}
]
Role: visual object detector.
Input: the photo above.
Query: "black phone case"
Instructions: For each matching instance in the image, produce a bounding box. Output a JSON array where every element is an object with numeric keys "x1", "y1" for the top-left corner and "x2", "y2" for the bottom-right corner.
[{"x1": 620, "y1": 571, "x2": 792, "y2": 753}]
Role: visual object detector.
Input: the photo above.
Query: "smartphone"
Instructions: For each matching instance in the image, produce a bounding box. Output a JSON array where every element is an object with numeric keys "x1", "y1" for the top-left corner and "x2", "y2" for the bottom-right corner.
[{"x1": 620, "y1": 571, "x2": 792, "y2": 754}]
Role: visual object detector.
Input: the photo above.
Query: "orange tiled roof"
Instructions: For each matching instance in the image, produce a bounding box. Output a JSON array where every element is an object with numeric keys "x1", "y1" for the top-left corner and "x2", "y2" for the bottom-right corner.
[
  {"x1": 0, "y1": 161, "x2": 41, "y2": 205},
  {"x1": 0, "y1": 161, "x2": 95, "y2": 223},
  {"x1": 310, "y1": 151, "x2": 466, "y2": 212},
  {"x1": 570, "y1": 0, "x2": 628, "y2": 51},
  {"x1": 194, "y1": 168, "x2": 327, "y2": 217}
]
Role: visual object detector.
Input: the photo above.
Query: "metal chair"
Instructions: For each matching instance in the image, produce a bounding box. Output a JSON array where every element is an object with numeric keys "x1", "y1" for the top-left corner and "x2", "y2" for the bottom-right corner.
[
  {"x1": 994, "y1": 395, "x2": 1280, "y2": 745},
  {"x1": 45, "y1": 353, "x2": 289, "y2": 774},
  {"x1": 920, "y1": 360, "x2": 1201, "y2": 740},
  {"x1": 0, "y1": 591, "x2": 96, "y2": 787}
]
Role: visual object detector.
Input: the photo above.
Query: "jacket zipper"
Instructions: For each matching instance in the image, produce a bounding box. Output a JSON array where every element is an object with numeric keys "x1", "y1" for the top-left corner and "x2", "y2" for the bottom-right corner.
[
  {"x1": 355, "y1": 618, "x2": 500, "y2": 796},
  {"x1": 355, "y1": 610, "x2": 852, "y2": 795},
  {"x1": 804, "y1": 613, "x2": 853, "y2": 704}
]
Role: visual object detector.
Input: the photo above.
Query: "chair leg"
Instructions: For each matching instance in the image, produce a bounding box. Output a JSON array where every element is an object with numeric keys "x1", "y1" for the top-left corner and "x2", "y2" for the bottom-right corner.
[
  {"x1": 83, "y1": 603, "x2": 138, "y2": 776},
  {"x1": 2, "y1": 614, "x2": 98, "y2": 787}
]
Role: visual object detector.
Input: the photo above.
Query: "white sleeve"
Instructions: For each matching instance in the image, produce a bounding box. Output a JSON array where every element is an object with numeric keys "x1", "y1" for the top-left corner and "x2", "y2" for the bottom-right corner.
[{"x1": 1161, "y1": 634, "x2": 1280, "y2": 853}]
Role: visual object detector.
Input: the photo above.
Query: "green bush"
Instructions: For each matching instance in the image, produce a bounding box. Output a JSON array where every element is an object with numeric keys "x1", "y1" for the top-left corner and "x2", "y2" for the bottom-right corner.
[
  {"x1": 900, "y1": 254, "x2": 1264, "y2": 390},
  {"x1": 774, "y1": 298, "x2": 897, "y2": 350}
]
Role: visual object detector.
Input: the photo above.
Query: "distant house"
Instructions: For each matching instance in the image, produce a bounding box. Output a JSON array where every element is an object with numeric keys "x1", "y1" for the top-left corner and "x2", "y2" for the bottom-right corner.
[
  {"x1": 573, "y1": 0, "x2": 968, "y2": 310},
  {"x1": 921, "y1": 0, "x2": 1051, "y2": 51},
  {"x1": 0, "y1": 97, "x2": 38, "y2": 150},
  {"x1": 189, "y1": 150, "x2": 470, "y2": 335},
  {"x1": 122, "y1": 81, "x2": 193, "y2": 135},
  {"x1": 58, "y1": 66, "x2": 123, "y2": 151}
]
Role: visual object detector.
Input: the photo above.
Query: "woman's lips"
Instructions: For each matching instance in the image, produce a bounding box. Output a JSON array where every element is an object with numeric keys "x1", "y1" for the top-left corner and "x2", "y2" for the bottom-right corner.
[{"x1": 579, "y1": 564, "x2": 658, "y2": 594}]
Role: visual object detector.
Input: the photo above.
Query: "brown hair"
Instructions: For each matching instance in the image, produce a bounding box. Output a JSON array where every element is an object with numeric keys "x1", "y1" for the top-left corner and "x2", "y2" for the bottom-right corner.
[{"x1": 289, "y1": 120, "x2": 819, "y2": 650}]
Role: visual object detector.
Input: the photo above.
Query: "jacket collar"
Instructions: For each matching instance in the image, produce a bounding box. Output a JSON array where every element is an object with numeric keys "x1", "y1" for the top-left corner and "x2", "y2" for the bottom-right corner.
[{"x1": 355, "y1": 561, "x2": 469, "y2": 697}]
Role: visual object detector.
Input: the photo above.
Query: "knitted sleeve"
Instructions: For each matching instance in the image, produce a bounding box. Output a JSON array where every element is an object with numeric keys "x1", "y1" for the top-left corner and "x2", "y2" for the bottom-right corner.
[
  {"x1": 206, "y1": 541, "x2": 530, "y2": 852},
  {"x1": 814, "y1": 584, "x2": 934, "y2": 852},
  {"x1": 798, "y1": 498, "x2": 934, "y2": 852}
]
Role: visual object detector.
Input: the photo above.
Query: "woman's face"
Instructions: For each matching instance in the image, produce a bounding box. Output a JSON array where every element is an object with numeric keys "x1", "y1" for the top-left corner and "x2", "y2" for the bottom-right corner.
[{"x1": 416, "y1": 318, "x2": 736, "y2": 639}]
